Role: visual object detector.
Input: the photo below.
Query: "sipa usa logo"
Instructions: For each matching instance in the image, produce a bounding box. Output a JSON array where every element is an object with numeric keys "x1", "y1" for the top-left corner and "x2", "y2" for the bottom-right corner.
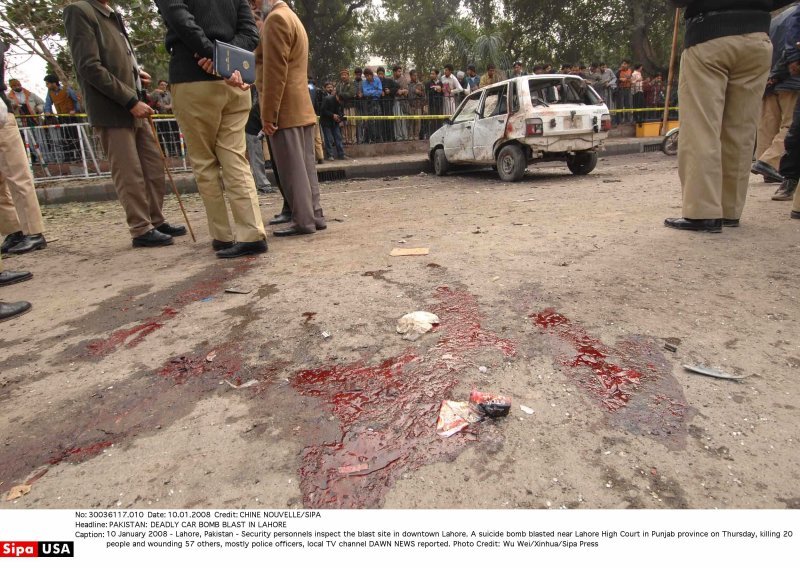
[{"x1": 0, "y1": 541, "x2": 74, "y2": 558}]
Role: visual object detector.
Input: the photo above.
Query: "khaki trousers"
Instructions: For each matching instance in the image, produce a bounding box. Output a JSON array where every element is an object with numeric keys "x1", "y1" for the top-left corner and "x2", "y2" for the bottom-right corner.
[
  {"x1": 96, "y1": 122, "x2": 166, "y2": 238},
  {"x1": 0, "y1": 117, "x2": 44, "y2": 236},
  {"x1": 270, "y1": 125, "x2": 324, "y2": 233},
  {"x1": 172, "y1": 81, "x2": 266, "y2": 243},
  {"x1": 314, "y1": 122, "x2": 324, "y2": 161},
  {"x1": 756, "y1": 90, "x2": 799, "y2": 168},
  {"x1": 678, "y1": 33, "x2": 772, "y2": 220}
]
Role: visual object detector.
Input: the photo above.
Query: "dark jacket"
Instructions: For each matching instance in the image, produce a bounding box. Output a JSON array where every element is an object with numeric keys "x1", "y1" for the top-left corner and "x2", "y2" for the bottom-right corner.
[
  {"x1": 64, "y1": 0, "x2": 140, "y2": 128},
  {"x1": 154, "y1": 0, "x2": 259, "y2": 84},
  {"x1": 319, "y1": 94, "x2": 344, "y2": 129},
  {"x1": 671, "y1": 0, "x2": 796, "y2": 47},
  {"x1": 769, "y1": 5, "x2": 800, "y2": 91}
]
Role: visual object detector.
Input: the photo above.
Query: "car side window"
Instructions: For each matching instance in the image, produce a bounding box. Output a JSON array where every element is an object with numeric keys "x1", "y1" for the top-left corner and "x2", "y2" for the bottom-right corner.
[
  {"x1": 452, "y1": 92, "x2": 482, "y2": 124},
  {"x1": 482, "y1": 85, "x2": 507, "y2": 118}
]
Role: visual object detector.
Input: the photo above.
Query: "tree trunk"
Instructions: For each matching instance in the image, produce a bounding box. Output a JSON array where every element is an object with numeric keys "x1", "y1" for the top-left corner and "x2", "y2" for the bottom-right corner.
[{"x1": 629, "y1": 1, "x2": 661, "y2": 75}]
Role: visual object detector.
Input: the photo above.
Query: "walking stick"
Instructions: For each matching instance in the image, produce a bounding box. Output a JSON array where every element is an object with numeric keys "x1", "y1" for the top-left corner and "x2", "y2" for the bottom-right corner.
[
  {"x1": 147, "y1": 115, "x2": 196, "y2": 242},
  {"x1": 661, "y1": 7, "x2": 681, "y2": 136}
]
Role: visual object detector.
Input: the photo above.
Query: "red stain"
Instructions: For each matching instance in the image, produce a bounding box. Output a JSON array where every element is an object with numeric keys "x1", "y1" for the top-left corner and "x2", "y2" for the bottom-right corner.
[
  {"x1": 292, "y1": 286, "x2": 516, "y2": 508},
  {"x1": 85, "y1": 259, "x2": 256, "y2": 358},
  {"x1": 86, "y1": 308, "x2": 177, "y2": 357},
  {"x1": 49, "y1": 441, "x2": 114, "y2": 466},
  {"x1": 531, "y1": 308, "x2": 693, "y2": 448}
]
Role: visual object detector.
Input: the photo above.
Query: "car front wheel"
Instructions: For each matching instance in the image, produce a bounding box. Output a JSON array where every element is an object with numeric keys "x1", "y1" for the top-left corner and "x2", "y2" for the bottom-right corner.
[
  {"x1": 496, "y1": 145, "x2": 527, "y2": 182},
  {"x1": 433, "y1": 148, "x2": 450, "y2": 176},
  {"x1": 567, "y1": 151, "x2": 598, "y2": 175}
]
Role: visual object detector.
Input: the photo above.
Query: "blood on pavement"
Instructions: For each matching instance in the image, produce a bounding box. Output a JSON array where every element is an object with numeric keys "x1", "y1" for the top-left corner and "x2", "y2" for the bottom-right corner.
[{"x1": 292, "y1": 286, "x2": 517, "y2": 508}]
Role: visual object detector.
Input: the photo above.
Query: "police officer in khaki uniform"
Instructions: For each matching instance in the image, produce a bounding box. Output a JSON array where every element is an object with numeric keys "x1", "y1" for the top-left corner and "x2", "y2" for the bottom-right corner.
[{"x1": 665, "y1": 0, "x2": 796, "y2": 233}]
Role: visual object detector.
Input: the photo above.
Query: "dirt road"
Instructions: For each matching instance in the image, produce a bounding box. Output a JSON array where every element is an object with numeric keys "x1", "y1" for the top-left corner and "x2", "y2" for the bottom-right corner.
[{"x1": 1, "y1": 153, "x2": 798, "y2": 510}]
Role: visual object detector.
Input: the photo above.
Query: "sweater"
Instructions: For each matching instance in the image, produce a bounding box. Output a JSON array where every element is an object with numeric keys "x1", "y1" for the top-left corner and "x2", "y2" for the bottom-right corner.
[
  {"x1": 671, "y1": 0, "x2": 796, "y2": 47},
  {"x1": 154, "y1": 0, "x2": 259, "y2": 84}
]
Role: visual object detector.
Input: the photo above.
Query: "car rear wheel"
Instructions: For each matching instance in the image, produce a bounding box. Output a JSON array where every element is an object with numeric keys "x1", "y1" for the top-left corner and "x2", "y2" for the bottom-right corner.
[
  {"x1": 567, "y1": 151, "x2": 598, "y2": 175},
  {"x1": 433, "y1": 148, "x2": 449, "y2": 176},
  {"x1": 496, "y1": 145, "x2": 527, "y2": 182}
]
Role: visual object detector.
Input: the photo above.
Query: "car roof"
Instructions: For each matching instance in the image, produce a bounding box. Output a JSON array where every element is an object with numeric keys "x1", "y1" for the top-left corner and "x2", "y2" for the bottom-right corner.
[{"x1": 471, "y1": 74, "x2": 584, "y2": 94}]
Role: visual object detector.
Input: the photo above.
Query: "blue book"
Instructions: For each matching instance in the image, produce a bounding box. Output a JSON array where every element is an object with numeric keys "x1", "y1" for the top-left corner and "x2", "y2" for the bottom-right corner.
[{"x1": 214, "y1": 40, "x2": 256, "y2": 84}]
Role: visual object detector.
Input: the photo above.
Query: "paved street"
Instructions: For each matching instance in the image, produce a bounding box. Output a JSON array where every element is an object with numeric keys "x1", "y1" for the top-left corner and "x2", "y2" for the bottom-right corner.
[{"x1": 1, "y1": 153, "x2": 798, "y2": 510}]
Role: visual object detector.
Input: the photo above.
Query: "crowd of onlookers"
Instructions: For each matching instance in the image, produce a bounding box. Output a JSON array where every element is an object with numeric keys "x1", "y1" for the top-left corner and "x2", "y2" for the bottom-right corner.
[{"x1": 5, "y1": 59, "x2": 677, "y2": 165}]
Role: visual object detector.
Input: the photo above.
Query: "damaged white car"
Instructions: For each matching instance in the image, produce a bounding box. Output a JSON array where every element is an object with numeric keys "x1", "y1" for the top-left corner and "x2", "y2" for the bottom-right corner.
[{"x1": 429, "y1": 75, "x2": 611, "y2": 182}]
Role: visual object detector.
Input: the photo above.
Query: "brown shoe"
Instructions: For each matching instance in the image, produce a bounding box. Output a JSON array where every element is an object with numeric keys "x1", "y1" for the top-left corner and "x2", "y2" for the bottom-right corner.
[{"x1": 772, "y1": 179, "x2": 797, "y2": 201}]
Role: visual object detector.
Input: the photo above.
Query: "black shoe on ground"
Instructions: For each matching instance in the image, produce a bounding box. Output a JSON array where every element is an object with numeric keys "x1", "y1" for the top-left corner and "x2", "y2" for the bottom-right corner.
[
  {"x1": 772, "y1": 178, "x2": 798, "y2": 201},
  {"x1": 273, "y1": 226, "x2": 315, "y2": 237},
  {"x1": 751, "y1": 160, "x2": 783, "y2": 183},
  {"x1": 216, "y1": 240, "x2": 268, "y2": 259},
  {"x1": 791, "y1": 210, "x2": 800, "y2": 220},
  {"x1": 722, "y1": 219, "x2": 740, "y2": 228},
  {"x1": 8, "y1": 234, "x2": 46, "y2": 254},
  {"x1": 0, "y1": 301, "x2": 31, "y2": 323},
  {"x1": 0, "y1": 270, "x2": 33, "y2": 287},
  {"x1": 664, "y1": 218, "x2": 723, "y2": 233},
  {"x1": 132, "y1": 229, "x2": 174, "y2": 248},
  {"x1": 317, "y1": 159, "x2": 324, "y2": 165},
  {"x1": 257, "y1": 186, "x2": 277, "y2": 195},
  {"x1": 1, "y1": 231, "x2": 24, "y2": 254},
  {"x1": 212, "y1": 239, "x2": 235, "y2": 252},
  {"x1": 155, "y1": 222, "x2": 187, "y2": 237},
  {"x1": 269, "y1": 213, "x2": 292, "y2": 225}
]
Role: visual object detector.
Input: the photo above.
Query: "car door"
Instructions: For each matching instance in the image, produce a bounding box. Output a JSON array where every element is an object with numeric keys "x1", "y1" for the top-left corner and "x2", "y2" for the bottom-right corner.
[
  {"x1": 472, "y1": 84, "x2": 510, "y2": 163},
  {"x1": 442, "y1": 91, "x2": 482, "y2": 163}
]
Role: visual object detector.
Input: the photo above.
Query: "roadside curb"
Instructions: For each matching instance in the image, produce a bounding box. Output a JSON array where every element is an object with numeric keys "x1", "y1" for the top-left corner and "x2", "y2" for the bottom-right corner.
[{"x1": 35, "y1": 138, "x2": 662, "y2": 205}]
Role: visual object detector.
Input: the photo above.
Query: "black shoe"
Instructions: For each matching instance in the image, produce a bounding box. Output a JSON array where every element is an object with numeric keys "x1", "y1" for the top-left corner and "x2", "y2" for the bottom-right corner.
[
  {"x1": 722, "y1": 219, "x2": 740, "y2": 227},
  {"x1": 132, "y1": 229, "x2": 174, "y2": 248},
  {"x1": 212, "y1": 239, "x2": 235, "y2": 252},
  {"x1": 8, "y1": 234, "x2": 46, "y2": 254},
  {"x1": 0, "y1": 270, "x2": 33, "y2": 287},
  {"x1": 0, "y1": 301, "x2": 31, "y2": 323},
  {"x1": 772, "y1": 179, "x2": 797, "y2": 201},
  {"x1": 273, "y1": 226, "x2": 315, "y2": 237},
  {"x1": 264, "y1": 161, "x2": 272, "y2": 170},
  {"x1": 317, "y1": 159, "x2": 324, "y2": 165},
  {"x1": 216, "y1": 240, "x2": 268, "y2": 259},
  {"x1": 751, "y1": 160, "x2": 783, "y2": 183},
  {"x1": 791, "y1": 211, "x2": 800, "y2": 220},
  {"x1": 664, "y1": 218, "x2": 723, "y2": 233},
  {"x1": 268, "y1": 213, "x2": 292, "y2": 226},
  {"x1": 1, "y1": 231, "x2": 24, "y2": 254},
  {"x1": 155, "y1": 222, "x2": 187, "y2": 237},
  {"x1": 257, "y1": 187, "x2": 277, "y2": 195}
]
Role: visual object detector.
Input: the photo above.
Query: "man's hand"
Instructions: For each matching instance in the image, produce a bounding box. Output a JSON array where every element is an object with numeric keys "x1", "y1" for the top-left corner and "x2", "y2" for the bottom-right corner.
[
  {"x1": 140, "y1": 70, "x2": 152, "y2": 88},
  {"x1": 790, "y1": 61, "x2": 800, "y2": 77},
  {"x1": 197, "y1": 57, "x2": 218, "y2": 76},
  {"x1": 224, "y1": 70, "x2": 251, "y2": 91},
  {"x1": 333, "y1": 114, "x2": 340, "y2": 122},
  {"x1": 262, "y1": 122, "x2": 278, "y2": 136},
  {"x1": 130, "y1": 101, "x2": 154, "y2": 118}
]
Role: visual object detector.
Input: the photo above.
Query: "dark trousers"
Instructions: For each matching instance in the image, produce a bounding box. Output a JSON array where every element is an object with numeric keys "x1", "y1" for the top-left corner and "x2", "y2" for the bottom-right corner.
[
  {"x1": 322, "y1": 124, "x2": 345, "y2": 159},
  {"x1": 780, "y1": 97, "x2": 800, "y2": 181}
]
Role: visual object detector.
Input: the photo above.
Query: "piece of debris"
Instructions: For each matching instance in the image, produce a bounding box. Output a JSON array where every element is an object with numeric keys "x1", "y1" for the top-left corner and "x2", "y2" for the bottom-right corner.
[
  {"x1": 520, "y1": 405, "x2": 535, "y2": 415},
  {"x1": 470, "y1": 389, "x2": 512, "y2": 418},
  {"x1": 338, "y1": 464, "x2": 370, "y2": 475},
  {"x1": 478, "y1": 365, "x2": 488, "y2": 374},
  {"x1": 332, "y1": 218, "x2": 345, "y2": 223},
  {"x1": 382, "y1": 176, "x2": 399, "y2": 181},
  {"x1": 224, "y1": 288, "x2": 252, "y2": 295},
  {"x1": 224, "y1": 379, "x2": 259, "y2": 390},
  {"x1": 390, "y1": 247, "x2": 429, "y2": 257},
  {"x1": 321, "y1": 331, "x2": 332, "y2": 340},
  {"x1": 603, "y1": 179, "x2": 622, "y2": 183},
  {"x1": 436, "y1": 401, "x2": 482, "y2": 437},
  {"x1": 205, "y1": 351, "x2": 217, "y2": 363},
  {"x1": 397, "y1": 239, "x2": 407, "y2": 244},
  {"x1": 472, "y1": 228, "x2": 486, "y2": 234},
  {"x1": 396, "y1": 311, "x2": 440, "y2": 340},
  {"x1": 418, "y1": 172, "x2": 428, "y2": 177},
  {"x1": 683, "y1": 364, "x2": 746, "y2": 382},
  {"x1": 5, "y1": 484, "x2": 31, "y2": 501},
  {"x1": 664, "y1": 342, "x2": 679, "y2": 353}
]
